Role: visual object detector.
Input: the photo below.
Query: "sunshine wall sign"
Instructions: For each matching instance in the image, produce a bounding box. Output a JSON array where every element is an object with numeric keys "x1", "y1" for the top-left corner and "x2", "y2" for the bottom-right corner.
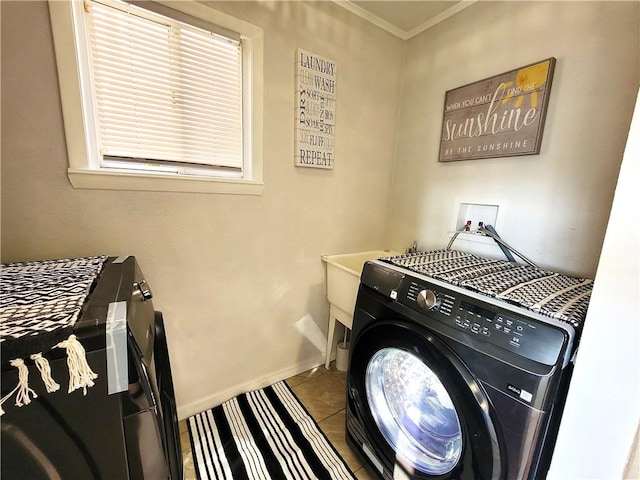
[{"x1": 439, "y1": 58, "x2": 555, "y2": 162}]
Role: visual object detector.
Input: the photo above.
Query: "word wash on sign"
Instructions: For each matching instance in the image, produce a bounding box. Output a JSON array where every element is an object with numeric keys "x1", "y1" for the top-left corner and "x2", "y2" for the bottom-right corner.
[{"x1": 295, "y1": 49, "x2": 337, "y2": 169}]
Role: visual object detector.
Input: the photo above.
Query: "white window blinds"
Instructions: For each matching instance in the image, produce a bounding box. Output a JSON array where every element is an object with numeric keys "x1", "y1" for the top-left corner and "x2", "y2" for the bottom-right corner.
[{"x1": 85, "y1": 0, "x2": 243, "y2": 169}]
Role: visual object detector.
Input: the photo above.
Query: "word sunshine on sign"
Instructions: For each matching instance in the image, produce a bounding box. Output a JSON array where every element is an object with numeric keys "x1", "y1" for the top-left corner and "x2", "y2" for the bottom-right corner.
[
  {"x1": 439, "y1": 58, "x2": 555, "y2": 162},
  {"x1": 295, "y1": 49, "x2": 336, "y2": 169}
]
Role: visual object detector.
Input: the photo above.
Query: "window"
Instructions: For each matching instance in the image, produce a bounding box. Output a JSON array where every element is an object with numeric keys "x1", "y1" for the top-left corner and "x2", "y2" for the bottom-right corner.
[{"x1": 49, "y1": 0, "x2": 263, "y2": 194}]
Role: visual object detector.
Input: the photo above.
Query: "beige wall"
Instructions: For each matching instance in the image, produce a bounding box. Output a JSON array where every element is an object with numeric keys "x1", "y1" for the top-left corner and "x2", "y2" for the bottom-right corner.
[
  {"x1": 0, "y1": 1, "x2": 403, "y2": 417},
  {"x1": 389, "y1": 1, "x2": 639, "y2": 278}
]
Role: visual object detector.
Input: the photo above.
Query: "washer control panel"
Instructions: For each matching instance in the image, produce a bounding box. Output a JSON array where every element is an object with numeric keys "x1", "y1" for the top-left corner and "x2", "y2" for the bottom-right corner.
[
  {"x1": 455, "y1": 301, "x2": 533, "y2": 346},
  {"x1": 401, "y1": 280, "x2": 566, "y2": 365},
  {"x1": 406, "y1": 282, "x2": 455, "y2": 315}
]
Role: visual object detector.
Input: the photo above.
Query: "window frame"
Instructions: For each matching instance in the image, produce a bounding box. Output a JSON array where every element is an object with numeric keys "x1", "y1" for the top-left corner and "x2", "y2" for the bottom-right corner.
[{"x1": 49, "y1": 0, "x2": 264, "y2": 195}]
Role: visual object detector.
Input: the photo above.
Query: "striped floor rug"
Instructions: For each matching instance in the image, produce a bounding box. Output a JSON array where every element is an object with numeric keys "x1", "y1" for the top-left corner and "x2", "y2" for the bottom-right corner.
[{"x1": 187, "y1": 381, "x2": 356, "y2": 480}]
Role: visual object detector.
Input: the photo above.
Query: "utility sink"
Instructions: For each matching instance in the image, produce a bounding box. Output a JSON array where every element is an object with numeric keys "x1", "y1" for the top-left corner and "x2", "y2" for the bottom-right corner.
[
  {"x1": 321, "y1": 249, "x2": 397, "y2": 368},
  {"x1": 322, "y1": 249, "x2": 396, "y2": 316}
]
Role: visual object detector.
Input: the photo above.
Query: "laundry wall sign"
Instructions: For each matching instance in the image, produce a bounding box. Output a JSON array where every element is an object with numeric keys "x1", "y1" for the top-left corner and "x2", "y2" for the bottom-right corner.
[
  {"x1": 295, "y1": 49, "x2": 336, "y2": 169},
  {"x1": 439, "y1": 58, "x2": 555, "y2": 162}
]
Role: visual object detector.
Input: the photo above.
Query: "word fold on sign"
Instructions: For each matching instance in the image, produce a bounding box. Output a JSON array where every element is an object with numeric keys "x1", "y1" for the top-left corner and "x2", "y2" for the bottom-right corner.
[{"x1": 295, "y1": 49, "x2": 337, "y2": 169}]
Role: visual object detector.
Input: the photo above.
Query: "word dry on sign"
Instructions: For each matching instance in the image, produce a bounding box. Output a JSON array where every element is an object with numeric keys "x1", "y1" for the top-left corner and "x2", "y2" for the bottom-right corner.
[{"x1": 295, "y1": 49, "x2": 337, "y2": 169}]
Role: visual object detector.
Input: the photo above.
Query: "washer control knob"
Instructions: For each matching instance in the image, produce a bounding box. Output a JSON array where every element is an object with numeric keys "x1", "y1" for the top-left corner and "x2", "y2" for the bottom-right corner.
[{"x1": 417, "y1": 289, "x2": 440, "y2": 310}]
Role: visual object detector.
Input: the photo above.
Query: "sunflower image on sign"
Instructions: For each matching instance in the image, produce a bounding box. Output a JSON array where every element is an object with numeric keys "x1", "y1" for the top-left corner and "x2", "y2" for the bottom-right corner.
[
  {"x1": 501, "y1": 61, "x2": 551, "y2": 109},
  {"x1": 439, "y1": 58, "x2": 556, "y2": 162}
]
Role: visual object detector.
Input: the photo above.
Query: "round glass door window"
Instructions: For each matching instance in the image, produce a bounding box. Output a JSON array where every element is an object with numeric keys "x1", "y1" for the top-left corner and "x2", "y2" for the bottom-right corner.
[{"x1": 365, "y1": 347, "x2": 463, "y2": 475}]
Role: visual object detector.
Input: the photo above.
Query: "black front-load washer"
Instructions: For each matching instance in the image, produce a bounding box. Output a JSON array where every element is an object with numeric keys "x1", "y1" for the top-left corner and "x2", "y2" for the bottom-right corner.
[{"x1": 346, "y1": 259, "x2": 577, "y2": 480}]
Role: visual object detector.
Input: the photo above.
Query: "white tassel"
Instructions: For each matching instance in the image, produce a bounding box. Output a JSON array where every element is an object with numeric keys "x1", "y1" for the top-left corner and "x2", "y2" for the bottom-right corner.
[
  {"x1": 0, "y1": 384, "x2": 19, "y2": 416},
  {"x1": 31, "y1": 353, "x2": 61, "y2": 393},
  {"x1": 9, "y1": 358, "x2": 38, "y2": 407},
  {"x1": 56, "y1": 335, "x2": 98, "y2": 395}
]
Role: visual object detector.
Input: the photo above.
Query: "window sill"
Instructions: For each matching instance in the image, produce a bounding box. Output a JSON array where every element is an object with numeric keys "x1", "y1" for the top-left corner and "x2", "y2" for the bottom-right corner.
[{"x1": 68, "y1": 169, "x2": 264, "y2": 195}]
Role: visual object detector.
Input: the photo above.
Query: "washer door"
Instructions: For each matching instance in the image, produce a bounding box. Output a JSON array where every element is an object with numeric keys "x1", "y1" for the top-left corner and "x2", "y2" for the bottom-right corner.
[
  {"x1": 366, "y1": 347, "x2": 463, "y2": 475},
  {"x1": 348, "y1": 320, "x2": 503, "y2": 479}
]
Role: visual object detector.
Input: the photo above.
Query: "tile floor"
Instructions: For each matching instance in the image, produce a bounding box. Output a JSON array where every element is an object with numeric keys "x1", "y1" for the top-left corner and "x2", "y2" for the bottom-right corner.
[{"x1": 179, "y1": 363, "x2": 377, "y2": 479}]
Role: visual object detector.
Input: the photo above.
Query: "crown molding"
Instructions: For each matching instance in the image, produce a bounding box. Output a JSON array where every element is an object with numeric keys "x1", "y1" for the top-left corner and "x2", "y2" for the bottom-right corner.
[
  {"x1": 333, "y1": 1, "x2": 477, "y2": 40},
  {"x1": 333, "y1": 1, "x2": 408, "y2": 38},
  {"x1": 405, "y1": 1, "x2": 477, "y2": 39}
]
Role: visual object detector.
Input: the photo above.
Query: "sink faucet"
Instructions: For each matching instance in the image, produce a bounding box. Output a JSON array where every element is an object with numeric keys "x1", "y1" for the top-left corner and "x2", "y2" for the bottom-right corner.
[{"x1": 406, "y1": 240, "x2": 418, "y2": 254}]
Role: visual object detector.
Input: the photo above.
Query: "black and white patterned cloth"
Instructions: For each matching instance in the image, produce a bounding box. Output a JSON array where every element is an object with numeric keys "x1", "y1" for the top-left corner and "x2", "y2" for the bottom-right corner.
[
  {"x1": 1, "y1": 256, "x2": 107, "y2": 414},
  {"x1": 382, "y1": 249, "x2": 592, "y2": 329},
  {"x1": 1, "y1": 256, "x2": 108, "y2": 364}
]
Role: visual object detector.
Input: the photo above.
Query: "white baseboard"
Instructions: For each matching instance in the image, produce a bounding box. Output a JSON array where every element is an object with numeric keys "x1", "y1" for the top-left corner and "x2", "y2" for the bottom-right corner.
[{"x1": 177, "y1": 354, "x2": 325, "y2": 420}]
